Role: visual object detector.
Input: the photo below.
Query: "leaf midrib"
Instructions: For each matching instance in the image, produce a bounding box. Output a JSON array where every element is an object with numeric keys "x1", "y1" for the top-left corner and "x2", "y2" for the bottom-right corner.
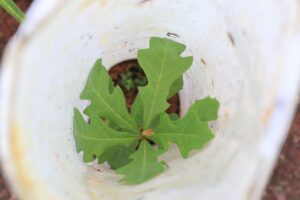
[
  {"x1": 89, "y1": 79, "x2": 138, "y2": 133},
  {"x1": 76, "y1": 134, "x2": 139, "y2": 142},
  {"x1": 152, "y1": 132, "x2": 201, "y2": 137},
  {"x1": 75, "y1": 119, "x2": 138, "y2": 142},
  {"x1": 144, "y1": 41, "x2": 170, "y2": 128}
]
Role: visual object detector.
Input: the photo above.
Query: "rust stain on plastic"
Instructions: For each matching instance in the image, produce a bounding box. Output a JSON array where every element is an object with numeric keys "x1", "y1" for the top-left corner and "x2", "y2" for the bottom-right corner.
[
  {"x1": 87, "y1": 176, "x2": 103, "y2": 185},
  {"x1": 263, "y1": 105, "x2": 274, "y2": 125},
  {"x1": 10, "y1": 125, "x2": 34, "y2": 194},
  {"x1": 76, "y1": 0, "x2": 108, "y2": 14},
  {"x1": 9, "y1": 124, "x2": 57, "y2": 199},
  {"x1": 99, "y1": 0, "x2": 108, "y2": 6},
  {"x1": 76, "y1": 1, "x2": 93, "y2": 13}
]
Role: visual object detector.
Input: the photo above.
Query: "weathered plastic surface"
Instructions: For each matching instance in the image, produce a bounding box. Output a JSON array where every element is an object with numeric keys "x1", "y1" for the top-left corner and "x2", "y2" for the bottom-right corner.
[{"x1": 1, "y1": 0, "x2": 300, "y2": 199}]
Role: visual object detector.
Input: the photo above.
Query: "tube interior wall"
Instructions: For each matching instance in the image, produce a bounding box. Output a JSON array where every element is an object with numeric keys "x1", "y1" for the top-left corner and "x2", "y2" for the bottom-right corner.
[{"x1": 1, "y1": 1, "x2": 300, "y2": 200}]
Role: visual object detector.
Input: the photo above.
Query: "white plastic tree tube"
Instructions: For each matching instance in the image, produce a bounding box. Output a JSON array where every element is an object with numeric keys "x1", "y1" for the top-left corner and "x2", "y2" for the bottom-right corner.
[{"x1": 1, "y1": 0, "x2": 300, "y2": 199}]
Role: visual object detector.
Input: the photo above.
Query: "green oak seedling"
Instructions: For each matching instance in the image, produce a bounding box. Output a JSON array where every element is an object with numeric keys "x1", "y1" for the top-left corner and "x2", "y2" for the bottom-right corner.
[{"x1": 73, "y1": 37, "x2": 219, "y2": 184}]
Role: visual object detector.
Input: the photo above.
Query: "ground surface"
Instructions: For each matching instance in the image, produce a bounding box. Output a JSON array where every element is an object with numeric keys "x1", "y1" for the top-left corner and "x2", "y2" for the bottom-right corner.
[
  {"x1": 263, "y1": 105, "x2": 300, "y2": 200},
  {"x1": 0, "y1": 1, "x2": 300, "y2": 199}
]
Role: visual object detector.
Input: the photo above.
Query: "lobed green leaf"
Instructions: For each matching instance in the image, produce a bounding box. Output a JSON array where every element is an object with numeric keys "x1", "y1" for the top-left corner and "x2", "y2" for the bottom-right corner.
[
  {"x1": 148, "y1": 100, "x2": 216, "y2": 158},
  {"x1": 188, "y1": 96, "x2": 220, "y2": 121},
  {"x1": 116, "y1": 140, "x2": 166, "y2": 184},
  {"x1": 98, "y1": 144, "x2": 136, "y2": 169},
  {"x1": 80, "y1": 59, "x2": 139, "y2": 134},
  {"x1": 73, "y1": 108, "x2": 139, "y2": 162},
  {"x1": 168, "y1": 76, "x2": 183, "y2": 98},
  {"x1": 137, "y1": 37, "x2": 192, "y2": 129},
  {"x1": 130, "y1": 95, "x2": 144, "y2": 128}
]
